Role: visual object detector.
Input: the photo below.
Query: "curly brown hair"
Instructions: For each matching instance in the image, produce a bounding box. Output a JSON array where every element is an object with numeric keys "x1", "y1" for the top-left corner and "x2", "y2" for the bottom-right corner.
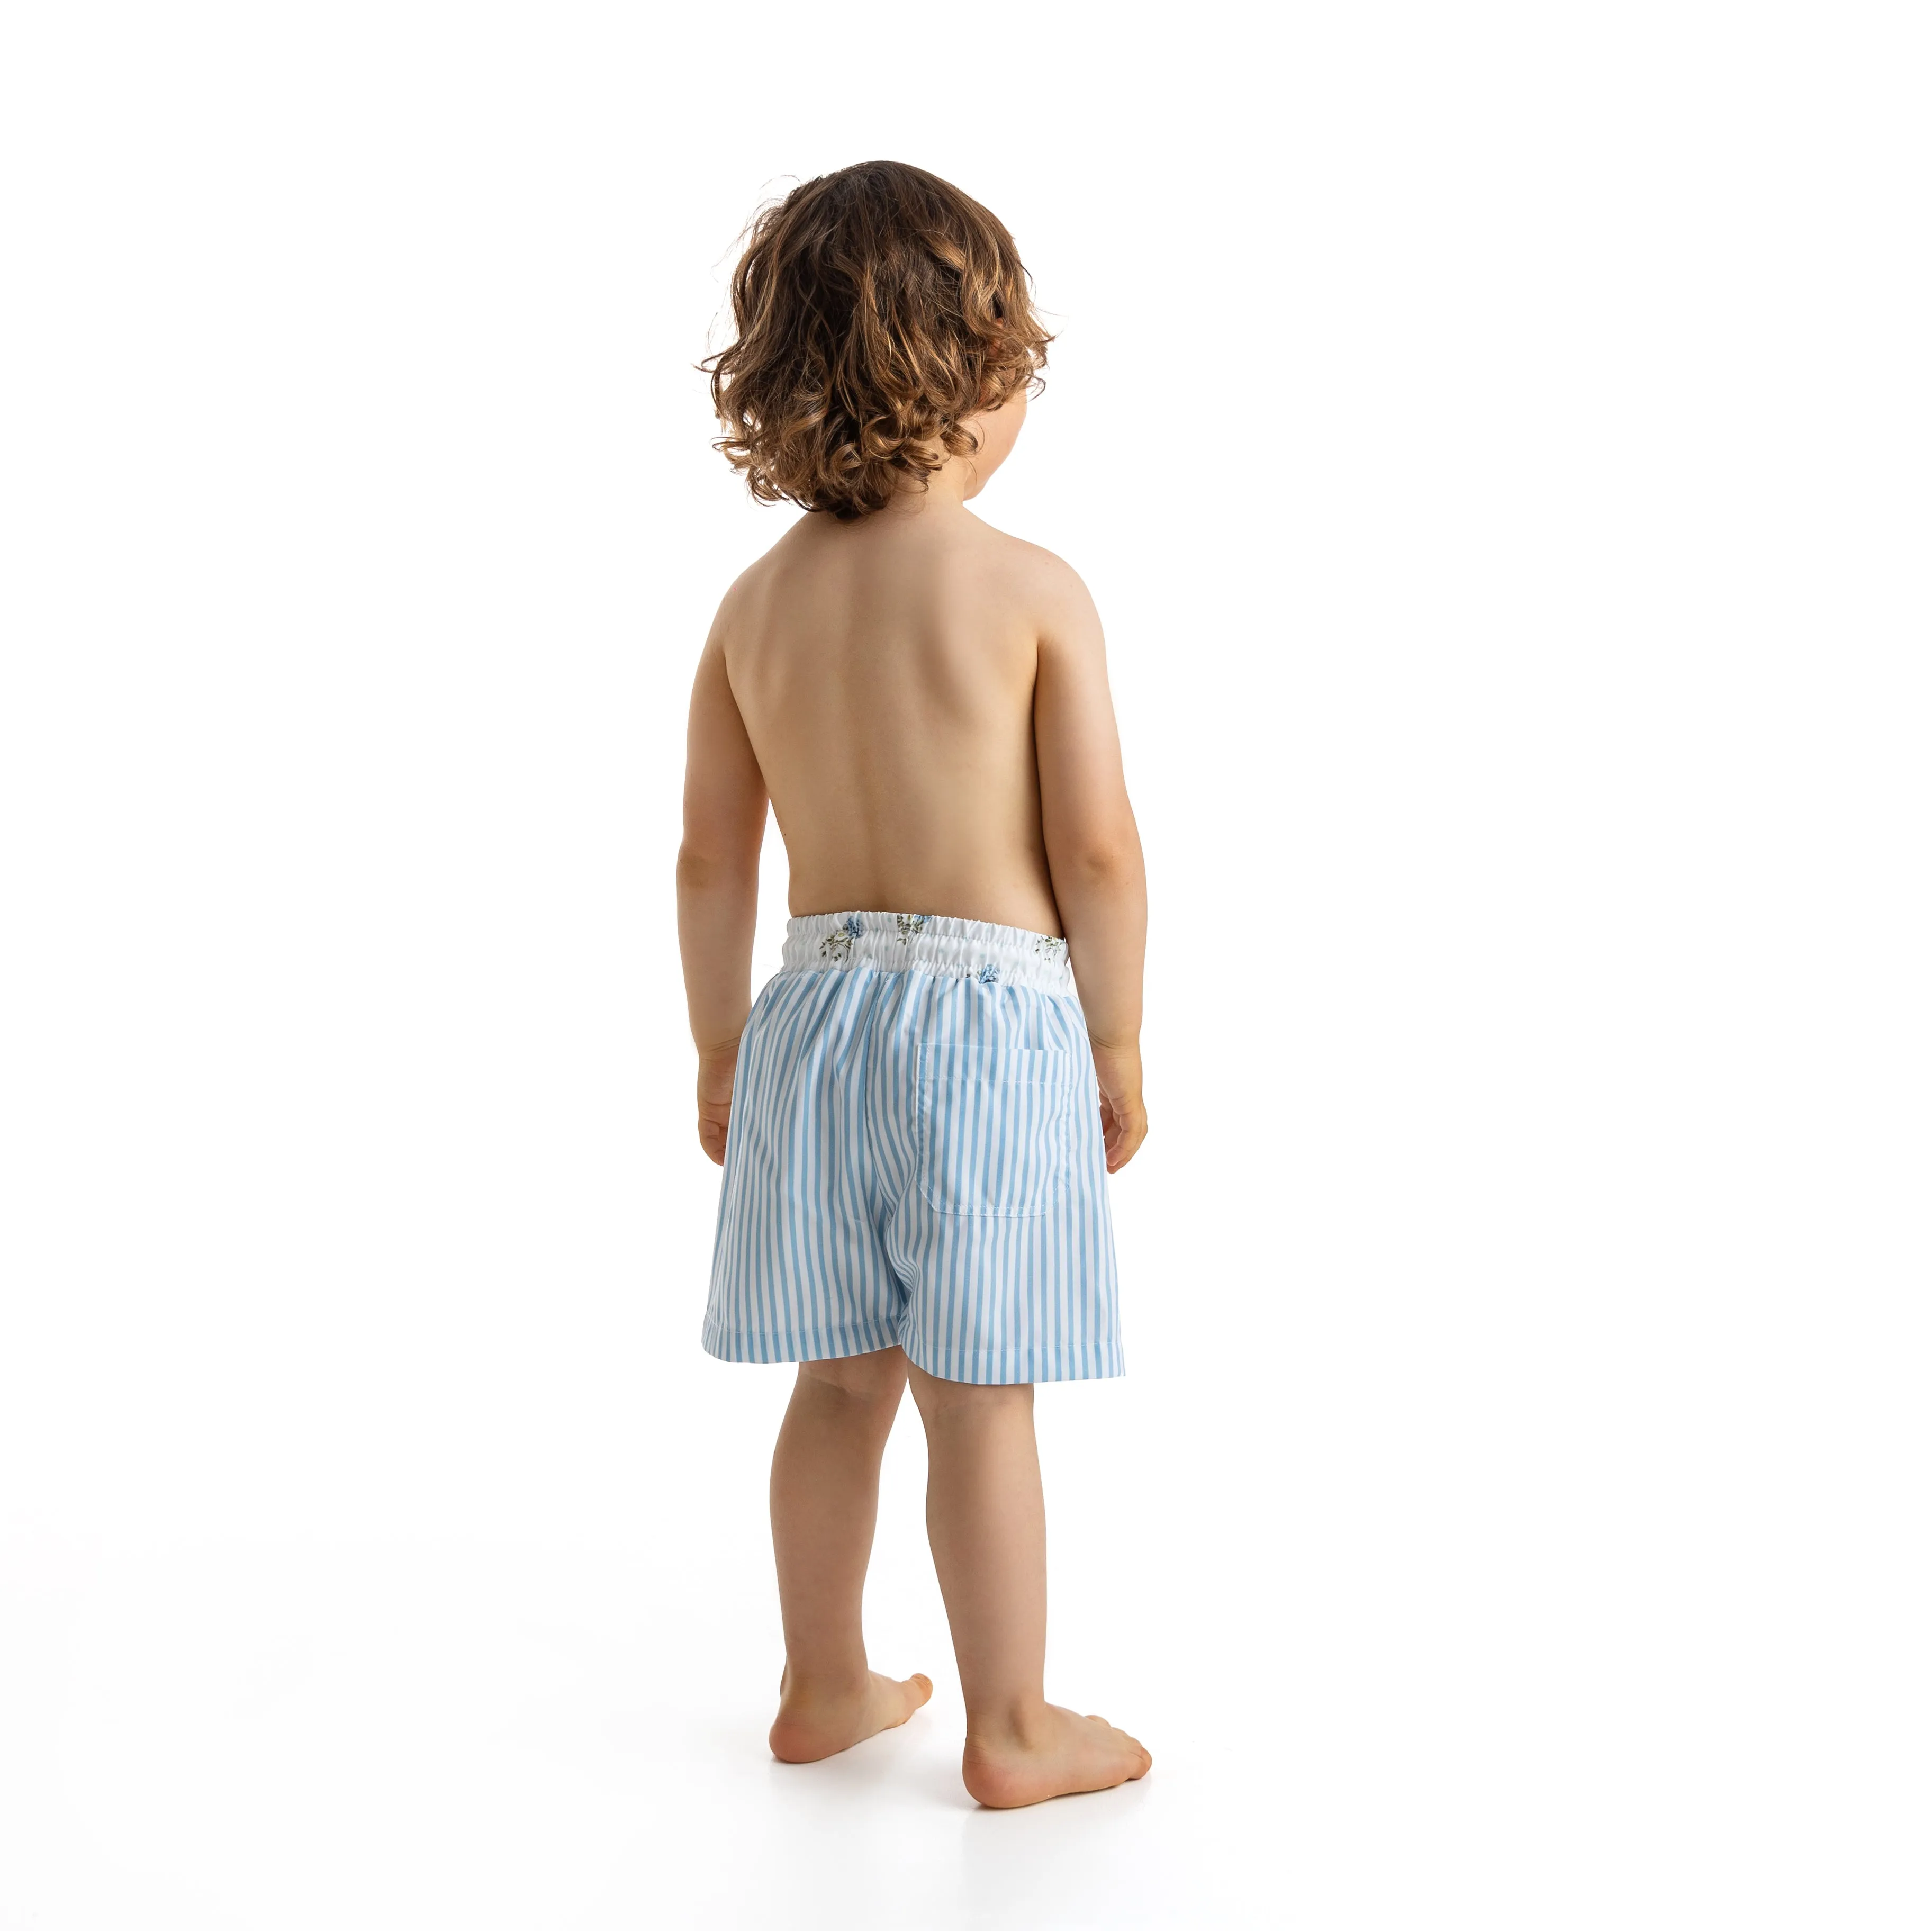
[{"x1": 703, "y1": 161, "x2": 1053, "y2": 520}]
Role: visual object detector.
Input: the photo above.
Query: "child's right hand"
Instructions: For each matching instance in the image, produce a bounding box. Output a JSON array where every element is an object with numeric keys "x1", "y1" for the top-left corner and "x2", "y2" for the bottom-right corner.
[
  {"x1": 696, "y1": 1038, "x2": 740, "y2": 1166},
  {"x1": 1089, "y1": 1037, "x2": 1147, "y2": 1173}
]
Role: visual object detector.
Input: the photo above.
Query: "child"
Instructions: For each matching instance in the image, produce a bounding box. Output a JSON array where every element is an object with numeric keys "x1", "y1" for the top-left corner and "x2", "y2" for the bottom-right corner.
[{"x1": 678, "y1": 160, "x2": 1150, "y2": 1808}]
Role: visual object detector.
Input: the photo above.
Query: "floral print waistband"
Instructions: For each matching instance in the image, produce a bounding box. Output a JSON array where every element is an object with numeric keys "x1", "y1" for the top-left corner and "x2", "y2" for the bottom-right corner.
[{"x1": 779, "y1": 912, "x2": 1076, "y2": 995}]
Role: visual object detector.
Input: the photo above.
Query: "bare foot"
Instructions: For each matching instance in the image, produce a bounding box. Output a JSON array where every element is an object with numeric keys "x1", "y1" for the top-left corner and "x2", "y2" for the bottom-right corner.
[
  {"x1": 961, "y1": 1703, "x2": 1152, "y2": 1808},
  {"x1": 768, "y1": 1670, "x2": 933, "y2": 1764}
]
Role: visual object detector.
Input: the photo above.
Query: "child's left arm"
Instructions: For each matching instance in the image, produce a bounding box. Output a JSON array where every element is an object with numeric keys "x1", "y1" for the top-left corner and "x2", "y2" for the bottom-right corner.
[{"x1": 676, "y1": 612, "x2": 766, "y2": 1164}]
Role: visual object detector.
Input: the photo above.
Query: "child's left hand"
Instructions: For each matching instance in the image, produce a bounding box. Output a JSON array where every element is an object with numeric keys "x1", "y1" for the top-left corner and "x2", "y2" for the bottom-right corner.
[{"x1": 696, "y1": 1039, "x2": 739, "y2": 1165}]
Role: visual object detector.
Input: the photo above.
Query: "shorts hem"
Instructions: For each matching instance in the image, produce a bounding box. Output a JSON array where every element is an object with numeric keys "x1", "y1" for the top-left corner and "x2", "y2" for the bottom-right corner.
[
  {"x1": 702, "y1": 1318, "x2": 1123, "y2": 1387},
  {"x1": 902, "y1": 1338, "x2": 1125, "y2": 1386},
  {"x1": 701, "y1": 1316, "x2": 905, "y2": 1366}
]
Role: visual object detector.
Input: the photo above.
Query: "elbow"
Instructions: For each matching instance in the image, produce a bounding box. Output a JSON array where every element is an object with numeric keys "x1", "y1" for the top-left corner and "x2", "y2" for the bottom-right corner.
[
  {"x1": 676, "y1": 843, "x2": 756, "y2": 895},
  {"x1": 1054, "y1": 843, "x2": 1142, "y2": 894}
]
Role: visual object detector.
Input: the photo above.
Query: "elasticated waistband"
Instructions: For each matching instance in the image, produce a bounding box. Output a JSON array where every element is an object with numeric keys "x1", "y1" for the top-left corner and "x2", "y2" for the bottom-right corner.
[{"x1": 780, "y1": 911, "x2": 1075, "y2": 995}]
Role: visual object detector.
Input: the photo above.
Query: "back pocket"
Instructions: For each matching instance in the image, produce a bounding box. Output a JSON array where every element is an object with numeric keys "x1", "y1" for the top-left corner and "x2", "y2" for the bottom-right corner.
[{"x1": 917, "y1": 1044, "x2": 1077, "y2": 1218}]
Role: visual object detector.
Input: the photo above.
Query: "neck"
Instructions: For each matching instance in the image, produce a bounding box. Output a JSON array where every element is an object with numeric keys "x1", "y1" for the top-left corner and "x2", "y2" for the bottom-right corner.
[{"x1": 882, "y1": 467, "x2": 972, "y2": 517}]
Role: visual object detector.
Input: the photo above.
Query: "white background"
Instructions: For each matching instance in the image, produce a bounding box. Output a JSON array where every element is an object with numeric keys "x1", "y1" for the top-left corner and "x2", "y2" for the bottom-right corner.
[{"x1": 2, "y1": 3, "x2": 1927, "y2": 1925}]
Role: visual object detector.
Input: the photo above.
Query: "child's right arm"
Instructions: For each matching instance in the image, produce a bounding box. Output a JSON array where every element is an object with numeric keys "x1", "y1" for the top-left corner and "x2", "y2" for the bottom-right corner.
[
  {"x1": 1033, "y1": 563, "x2": 1149, "y2": 1172},
  {"x1": 676, "y1": 608, "x2": 767, "y2": 1164}
]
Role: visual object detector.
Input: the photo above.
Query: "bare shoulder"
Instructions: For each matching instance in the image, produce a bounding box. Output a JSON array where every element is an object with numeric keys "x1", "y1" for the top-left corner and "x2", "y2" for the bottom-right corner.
[
  {"x1": 705, "y1": 529, "x2": 796, "y2": 655},
  {"x1": 973, "y1": 524, "x2": 1103, "y2": 652}
]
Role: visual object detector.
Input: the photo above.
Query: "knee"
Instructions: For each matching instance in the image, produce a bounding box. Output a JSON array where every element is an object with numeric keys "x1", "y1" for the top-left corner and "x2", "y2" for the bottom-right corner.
[
  {"x1": 907, "y1": 1364, "x2": 1034, "y2": 1424},
  {"x1": 797, "y1": 1347, "x2": 908, "y2": 1406}
]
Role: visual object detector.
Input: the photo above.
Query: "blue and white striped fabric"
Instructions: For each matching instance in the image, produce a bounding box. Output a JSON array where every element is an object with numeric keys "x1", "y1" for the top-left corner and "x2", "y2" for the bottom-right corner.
[{"x1": 702, "y1": 912, "x2": 1122, "y2": 1384}]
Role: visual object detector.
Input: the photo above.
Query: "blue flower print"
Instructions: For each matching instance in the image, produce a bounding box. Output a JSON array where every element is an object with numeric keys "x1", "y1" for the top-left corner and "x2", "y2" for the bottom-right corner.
[
  {"x1": 895, "y1": 913, "x2": 931, "y2": 944},
  {"x1": 819, "y1": 913, "x2": 866, "y2": 963},
  {"x1": 976, "y1": 962, "x2": 1001, "y2": 987}
]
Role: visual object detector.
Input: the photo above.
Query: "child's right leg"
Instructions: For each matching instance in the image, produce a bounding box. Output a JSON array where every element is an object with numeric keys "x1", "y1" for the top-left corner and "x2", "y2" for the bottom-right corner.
[
  {"x1": 768, "y1": 1347, "x2": 933, "y2": 1763},
  {"x1": 907, "y1": 1362, "x2": 1152, "y2": 1808}
]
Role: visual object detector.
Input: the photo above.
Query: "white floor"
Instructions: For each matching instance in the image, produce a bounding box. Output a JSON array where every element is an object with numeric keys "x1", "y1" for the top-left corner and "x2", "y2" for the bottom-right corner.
[
  {"x1": 3, "y1": 1535, "x2": 1250, "y2": 1930},
  {"x1": 6, "y1": 1376, "x2": 1924, "y2": 1931},
  {"x1": 4, "y1": 1195, "x2": 1925, "y2": 1930}
]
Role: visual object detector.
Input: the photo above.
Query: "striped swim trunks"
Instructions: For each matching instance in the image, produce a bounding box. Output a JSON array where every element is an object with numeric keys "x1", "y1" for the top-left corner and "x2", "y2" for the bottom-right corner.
[{"x1": 702, "y1": 912, "x2": 1122, "y2": 1384}]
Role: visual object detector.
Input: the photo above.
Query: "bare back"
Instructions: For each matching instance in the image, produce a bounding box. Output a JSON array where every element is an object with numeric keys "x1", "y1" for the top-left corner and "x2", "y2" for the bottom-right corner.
[{"x1": 721, "y1": 506, "x2": 1063, "y2": 934}]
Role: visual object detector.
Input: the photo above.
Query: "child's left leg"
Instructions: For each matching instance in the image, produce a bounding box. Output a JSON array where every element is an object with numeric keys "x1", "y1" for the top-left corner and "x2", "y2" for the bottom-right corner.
[{"x1": 767, "y1": 1345, "x2": 933, "y2": 1762}]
